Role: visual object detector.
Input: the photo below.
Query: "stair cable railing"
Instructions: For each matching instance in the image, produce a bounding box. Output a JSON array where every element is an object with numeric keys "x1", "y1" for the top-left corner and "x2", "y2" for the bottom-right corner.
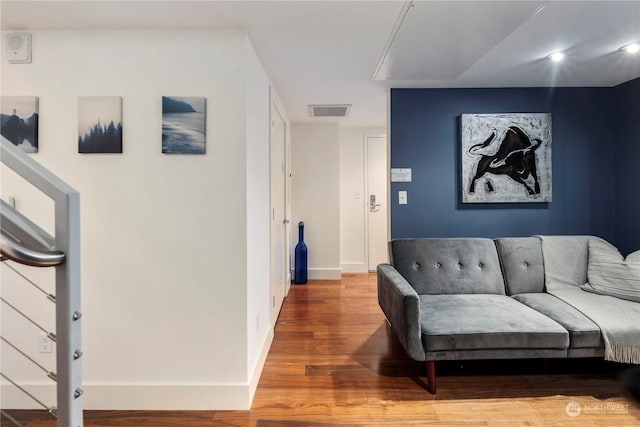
[{"x1": 0, "y1": 135, "x2": 83, "y2": 427}]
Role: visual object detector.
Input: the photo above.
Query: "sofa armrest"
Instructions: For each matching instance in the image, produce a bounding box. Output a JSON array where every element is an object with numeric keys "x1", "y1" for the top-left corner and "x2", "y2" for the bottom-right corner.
[{"x1": 377, "y1": 263, "x2": 426, "y2": 361}]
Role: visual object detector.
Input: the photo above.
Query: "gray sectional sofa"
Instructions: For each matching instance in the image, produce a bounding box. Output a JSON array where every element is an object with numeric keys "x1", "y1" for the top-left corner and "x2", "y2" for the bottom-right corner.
[{"x1": 377, "y1": 235, "x2": 640, "y2": 394}]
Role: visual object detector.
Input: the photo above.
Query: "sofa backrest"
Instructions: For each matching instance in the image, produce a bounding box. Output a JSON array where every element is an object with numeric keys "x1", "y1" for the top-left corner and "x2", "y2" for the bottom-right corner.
[
  {"x1": 536, "y1": 235, "x2": 594, "y2": 290},
  {"x1": 494, "y1": 237, "x2": 545, "y2": 295},
  {"x1": 389, "y1": 238, "x2": 505, "y2": 295}
]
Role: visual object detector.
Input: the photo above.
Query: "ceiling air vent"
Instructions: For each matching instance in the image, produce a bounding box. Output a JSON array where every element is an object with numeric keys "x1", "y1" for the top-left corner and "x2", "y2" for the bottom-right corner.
[{"x1": 309, "y1": 104, "x2": 351, "y2": 118}]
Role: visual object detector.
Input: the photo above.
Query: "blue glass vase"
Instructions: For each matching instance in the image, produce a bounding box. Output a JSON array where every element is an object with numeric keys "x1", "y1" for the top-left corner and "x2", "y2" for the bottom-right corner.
[{"x1": 294, "y1": 221, "x2": 308, "y2": 284}]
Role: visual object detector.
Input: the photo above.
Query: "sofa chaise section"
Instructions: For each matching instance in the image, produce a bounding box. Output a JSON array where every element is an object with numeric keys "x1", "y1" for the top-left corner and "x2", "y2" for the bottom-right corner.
[{"x1": 495, "y1": 237, "x2": 604, "y2": 357}]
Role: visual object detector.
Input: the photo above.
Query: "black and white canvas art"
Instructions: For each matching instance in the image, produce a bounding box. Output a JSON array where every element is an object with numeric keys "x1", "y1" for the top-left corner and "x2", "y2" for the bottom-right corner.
[
  {"x1": 461, "y1": 113, "x2": 552, "y2": 203},
  {"x1": 162, "y1": 97, "x2": 206, "y2": 154},
  {"x1": 78, "y1": 96, "x2": 123, "y2": 153},
  {"x1": 0, "y1": 96, "x2": 39, "y2": 153}
]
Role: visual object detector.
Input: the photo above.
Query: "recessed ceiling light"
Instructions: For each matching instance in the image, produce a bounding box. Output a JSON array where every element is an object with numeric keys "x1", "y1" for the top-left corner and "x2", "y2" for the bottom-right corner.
[
  {"x1": 548, "y1": 52, "x2": 565, "y2": 63},
  {"x1": 621, "y1": 43, "x2": 640, "y2": 54}
]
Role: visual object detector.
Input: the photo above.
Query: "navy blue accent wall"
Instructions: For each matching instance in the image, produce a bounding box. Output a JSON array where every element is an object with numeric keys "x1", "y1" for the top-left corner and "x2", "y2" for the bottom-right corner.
[
  {"x1": 390, "y1": 87, "x2": 618, "y2": 241},
  {"x1": 614, "y1": 78, "x2": 640, "y2": 255}
]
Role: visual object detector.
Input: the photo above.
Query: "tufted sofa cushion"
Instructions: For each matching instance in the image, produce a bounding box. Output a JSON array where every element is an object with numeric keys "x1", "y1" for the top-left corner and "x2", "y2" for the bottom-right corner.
[
  {"x1": 389, "y1": 238, "x2": 505, "y2": 295},
  {"x1": 495, "y1": 237, "x2": 545, "y2": 295}
]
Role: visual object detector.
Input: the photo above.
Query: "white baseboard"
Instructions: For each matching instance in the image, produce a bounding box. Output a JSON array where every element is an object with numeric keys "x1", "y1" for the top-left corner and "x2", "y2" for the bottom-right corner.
[
  {"x1": 1, "y1": 328, "x2": 276, "y2": 411},
  {"x1": 88, "y1": 383, "x2": 253, "y2": 410},
  {"x1": 309, "y1": 267, "x2": 341, "y2": 280},
  {"x1": 1, "y1": 382, "x2": 250, "y2": 411},
  {"x1": 248, "y1": 326, "x2": 274, "y2": 402},
  {"x1": 341, "y1": 262, "x2": 368, "y2": 273},
  {"x1": 1, "y1": 383, "x2": 56, "y2": 409},
  {"x1": 291, "y1": 267, "x2": 341, "y2": 280}
]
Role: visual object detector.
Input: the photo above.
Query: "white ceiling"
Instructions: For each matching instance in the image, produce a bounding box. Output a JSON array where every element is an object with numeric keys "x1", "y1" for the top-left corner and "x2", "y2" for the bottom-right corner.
[{"x1": 1, "y1": 1, "x2": 639, "y2": 128}]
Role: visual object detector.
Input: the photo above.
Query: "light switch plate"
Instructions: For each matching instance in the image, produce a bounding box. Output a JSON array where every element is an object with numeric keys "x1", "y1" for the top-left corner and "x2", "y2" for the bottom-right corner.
[{"x1": 399, "y1": 191, "x2": 407, "y2": 205}]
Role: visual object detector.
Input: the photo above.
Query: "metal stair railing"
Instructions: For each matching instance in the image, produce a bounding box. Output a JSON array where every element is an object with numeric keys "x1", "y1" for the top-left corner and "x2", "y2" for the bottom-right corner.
[{"x1": 0, "y1": 136, "x2": 82, "y2": 427}]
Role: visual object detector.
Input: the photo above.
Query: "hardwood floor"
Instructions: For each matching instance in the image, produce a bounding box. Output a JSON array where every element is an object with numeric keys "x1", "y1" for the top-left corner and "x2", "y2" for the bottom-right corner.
[{"x1": 3, "y1": 273, "x2": 639, "y2": 426}]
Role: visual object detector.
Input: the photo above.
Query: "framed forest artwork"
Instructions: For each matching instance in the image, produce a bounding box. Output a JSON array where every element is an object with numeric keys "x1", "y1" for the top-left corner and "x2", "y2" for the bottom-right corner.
[{"x1": 78, "y1": 96, "x2": 123, "y2": 153}]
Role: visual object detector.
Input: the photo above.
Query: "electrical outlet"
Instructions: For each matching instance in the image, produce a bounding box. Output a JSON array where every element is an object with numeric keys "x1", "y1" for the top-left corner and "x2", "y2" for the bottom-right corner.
[{"x1": 39, "y1": 332, "x2": 53, "y2": 353}]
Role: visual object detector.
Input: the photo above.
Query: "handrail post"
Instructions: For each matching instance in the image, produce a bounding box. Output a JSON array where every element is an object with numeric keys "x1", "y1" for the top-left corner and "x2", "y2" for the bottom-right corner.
[{"x1": 55, "y1": 191, "x2": 82, "y2": 427}]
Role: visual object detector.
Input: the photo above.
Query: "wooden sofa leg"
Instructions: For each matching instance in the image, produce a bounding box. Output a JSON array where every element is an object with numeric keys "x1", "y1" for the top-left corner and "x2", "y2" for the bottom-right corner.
[{"x1": 426, "y1": 360, "x2": 436, "y2": 394}]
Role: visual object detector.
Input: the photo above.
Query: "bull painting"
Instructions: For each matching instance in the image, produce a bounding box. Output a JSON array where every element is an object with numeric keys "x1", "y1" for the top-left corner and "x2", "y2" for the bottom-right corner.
[{"x1": 461, "y1": 114, "x2": 552, "y2": 203}]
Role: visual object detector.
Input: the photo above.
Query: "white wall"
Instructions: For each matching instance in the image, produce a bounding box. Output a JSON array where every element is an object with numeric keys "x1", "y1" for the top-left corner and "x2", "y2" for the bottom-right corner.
[
  {"x1": 290, "y1": 124, "x2": 340, "y2": 280},
  {"x1": 0, "y1": 29, "x2": 276, "y2": 410},
  {"x1": 244, "y1": 38, "x2": 273, "y2": 399},
  {"x1": 339, "y1": 127, "x2": 386, "y2": 273}
]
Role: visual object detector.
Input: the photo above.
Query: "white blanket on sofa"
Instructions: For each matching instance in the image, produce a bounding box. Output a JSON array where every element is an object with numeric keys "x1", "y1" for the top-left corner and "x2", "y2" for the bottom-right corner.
[{"x1": 538, "y1": 235, "x2": 640, "y2": 364}]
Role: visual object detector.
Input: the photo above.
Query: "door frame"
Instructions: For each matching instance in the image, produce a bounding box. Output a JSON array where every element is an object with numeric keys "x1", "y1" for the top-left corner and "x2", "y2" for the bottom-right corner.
[
  {"x1": 364, "y1": 134, "x2": 389, "y2": 272},
  {"x1": 269, "y1": 92, "x2": 291, "y2": 325}
]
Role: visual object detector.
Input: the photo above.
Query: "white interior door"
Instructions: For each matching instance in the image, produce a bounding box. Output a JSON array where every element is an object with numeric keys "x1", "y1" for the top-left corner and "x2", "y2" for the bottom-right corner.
[
  {"x1": 367, "y1": 136, "x2": 388, "y2": 271},
  {"x1": 270, "y1": 103, "x2": 287, "y2": 323}
]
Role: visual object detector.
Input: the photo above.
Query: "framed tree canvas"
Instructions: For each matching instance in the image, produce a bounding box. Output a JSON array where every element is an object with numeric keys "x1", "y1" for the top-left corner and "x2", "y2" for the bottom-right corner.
[
  {"x1": 461, "y1": 113, "x2": 552, "y2": 203},
  {"x1": 0, "y1": 96, "x2": 39, "y2": 153},
  {"x1": 78, "y1": 96, "x2": 123, "y2": 153},
  {"x1": 162, "y1": 96, "x2": 206, "y2": 154}
]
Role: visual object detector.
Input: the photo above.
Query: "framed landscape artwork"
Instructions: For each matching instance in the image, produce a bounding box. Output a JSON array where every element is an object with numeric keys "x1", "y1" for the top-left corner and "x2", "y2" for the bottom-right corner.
[
  {"x1": 162, "y1": 96, "x2": 206, "y2": 154},
  {"x1": 78, "y1": 96, "x2": 123, "y2": 153},
  {"x1": 0, "y1": 96, "x2": 39, "y2": 153},
  {"x1": 461, "y1": 113, "x2": 552, "y2": 203}
]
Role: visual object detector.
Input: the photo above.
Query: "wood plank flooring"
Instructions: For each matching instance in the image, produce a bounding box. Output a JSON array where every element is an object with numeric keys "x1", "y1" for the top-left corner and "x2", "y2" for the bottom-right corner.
[{"x1": 3, "y1": 273, "x2": 639, "y2": 426}]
